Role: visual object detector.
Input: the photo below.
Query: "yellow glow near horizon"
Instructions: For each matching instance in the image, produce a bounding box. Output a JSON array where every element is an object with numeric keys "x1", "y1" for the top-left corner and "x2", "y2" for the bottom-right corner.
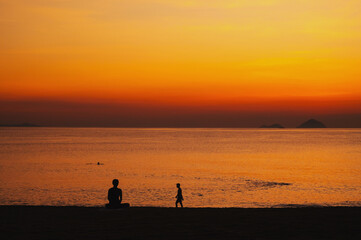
[{"x1": 1, "y1": 0, "x2": 361, "y2": 114}]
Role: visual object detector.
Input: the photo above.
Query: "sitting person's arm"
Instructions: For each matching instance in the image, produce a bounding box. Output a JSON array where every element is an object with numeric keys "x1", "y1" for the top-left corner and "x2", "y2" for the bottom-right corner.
[
  {"x1": 119, "y1": 189, "x2": 122, "y2": 203},
  {"x1": 108, "y1": 189, "x2": 112, "y2": 202}
]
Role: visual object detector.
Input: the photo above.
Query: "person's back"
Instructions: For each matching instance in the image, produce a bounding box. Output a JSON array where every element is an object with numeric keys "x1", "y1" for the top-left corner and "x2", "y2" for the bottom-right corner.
[{"x1": 108, "y1": 186, "x2": 122, "y2": 205}]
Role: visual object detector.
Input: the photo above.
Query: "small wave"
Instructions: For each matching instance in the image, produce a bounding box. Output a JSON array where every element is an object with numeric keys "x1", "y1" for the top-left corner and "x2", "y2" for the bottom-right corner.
[
  {"x1": 272, "y1": 204, "x2": 324, "y2": 208},
  {"x1": 246, "y1": 180, "x2": 291, "y2": 190},
  {"x1": 271, "y1": 202, "x2": 361, "y2": 208}
]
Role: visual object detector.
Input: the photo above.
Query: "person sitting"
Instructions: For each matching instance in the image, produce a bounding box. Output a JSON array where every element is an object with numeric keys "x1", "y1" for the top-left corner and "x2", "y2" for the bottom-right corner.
[{"x1": 105, "y1": 179, "x2": 130, "y2": 209}]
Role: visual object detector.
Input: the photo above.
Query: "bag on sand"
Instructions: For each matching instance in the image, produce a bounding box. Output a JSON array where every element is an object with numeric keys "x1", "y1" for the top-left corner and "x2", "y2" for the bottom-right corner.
[
  {"x1": 120, "y1": 203, "x2": 130, "y2": 208},
  {"x1": 105, "y1": 203, "x2": 130, "y2": 209}
]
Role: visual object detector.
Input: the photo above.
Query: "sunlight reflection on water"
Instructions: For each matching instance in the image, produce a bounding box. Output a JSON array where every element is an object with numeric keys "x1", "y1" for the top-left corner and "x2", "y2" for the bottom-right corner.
[{"x1": 0, "y1": 128, "x2": 360, "y2": 207}]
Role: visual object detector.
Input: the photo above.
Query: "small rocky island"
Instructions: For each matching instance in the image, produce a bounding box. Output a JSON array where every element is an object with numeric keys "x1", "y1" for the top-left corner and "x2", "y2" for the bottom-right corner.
[
  {"x1": 297, "y1": 119, "x2": 326, "y2": 128},
  {"x1": 260, "y1": 124, "x2": 284, "y2": 128}
]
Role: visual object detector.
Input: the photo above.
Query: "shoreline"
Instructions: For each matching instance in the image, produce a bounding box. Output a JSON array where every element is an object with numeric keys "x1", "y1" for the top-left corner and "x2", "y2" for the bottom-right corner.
[
  {"x1": 1, "y1": 206, "x2": 360, "y2": 239},
  {"x1": 2, "y1": 204, "x2": 361, "y2": 208}
]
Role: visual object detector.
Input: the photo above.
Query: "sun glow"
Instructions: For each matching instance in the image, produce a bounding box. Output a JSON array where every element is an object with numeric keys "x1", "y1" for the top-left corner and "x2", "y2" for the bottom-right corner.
[{"x1": 1, "y1": 0, "x2": 361, "y2": 126}]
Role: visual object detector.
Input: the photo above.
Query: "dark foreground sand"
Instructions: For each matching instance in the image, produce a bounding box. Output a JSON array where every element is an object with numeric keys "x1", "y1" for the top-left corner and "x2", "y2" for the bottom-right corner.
[{"x1": 1, "y1": 206, "x2": 360, "y2": 240}]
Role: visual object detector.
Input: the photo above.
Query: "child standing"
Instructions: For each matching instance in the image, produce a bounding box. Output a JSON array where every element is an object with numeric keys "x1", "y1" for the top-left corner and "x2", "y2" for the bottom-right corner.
[{"x1": 175, "y1": 183, "x2": 183, "y2": 208}]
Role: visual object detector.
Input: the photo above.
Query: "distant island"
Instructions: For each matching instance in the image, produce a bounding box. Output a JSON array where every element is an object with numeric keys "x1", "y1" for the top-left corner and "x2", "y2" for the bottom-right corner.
[
  {"x1": 260, "y1": 124, "x2": 284, "y2": 128},
  {"x1": 0, "y1": 123, "x2": 41, "y2": 127},
  {"x1": 297, "y1": 119, "x2": 326, "y2": 128}
]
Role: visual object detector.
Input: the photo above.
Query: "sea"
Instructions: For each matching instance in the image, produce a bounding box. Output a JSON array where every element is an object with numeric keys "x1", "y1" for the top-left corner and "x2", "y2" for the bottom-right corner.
[{"x1": 0, "y1": 127, "x2": 360, "y2": 208}]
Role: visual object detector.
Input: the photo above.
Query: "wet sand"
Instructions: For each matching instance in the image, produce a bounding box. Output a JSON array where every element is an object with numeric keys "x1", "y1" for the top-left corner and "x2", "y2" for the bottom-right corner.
[{"x1": 1, "y1": 206, "x2": 360, "y2": 239}]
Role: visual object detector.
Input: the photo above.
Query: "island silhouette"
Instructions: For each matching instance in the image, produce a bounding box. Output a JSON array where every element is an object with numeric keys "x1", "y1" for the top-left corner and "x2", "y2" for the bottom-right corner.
[{"x1": 297, "y1": 119, "x2": 326, "y2": 128}]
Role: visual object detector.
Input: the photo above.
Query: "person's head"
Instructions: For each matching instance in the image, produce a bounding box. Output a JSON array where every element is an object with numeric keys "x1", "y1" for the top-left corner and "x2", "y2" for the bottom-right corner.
[
  {"x1": 112, "y1": 179, "x2": 119, "y2": 187},
  {"x1": 176, "y1": 183, "x2": 180, "y2": 188}
]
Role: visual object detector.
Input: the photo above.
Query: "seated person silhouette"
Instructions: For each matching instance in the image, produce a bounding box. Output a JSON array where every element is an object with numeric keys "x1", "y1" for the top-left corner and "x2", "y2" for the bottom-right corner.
[
  {"x1": 105, "y1": 179, "x2": 130, "y2": 209},
  {"x1": 175, "y1": 183, "x2": 183, "y2": 208}
]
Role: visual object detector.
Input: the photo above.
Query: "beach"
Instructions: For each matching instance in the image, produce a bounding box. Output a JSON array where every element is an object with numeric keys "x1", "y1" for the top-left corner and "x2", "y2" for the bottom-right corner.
[{"x1": 1, "y1": 206, "x2": 360, "y2": 239}]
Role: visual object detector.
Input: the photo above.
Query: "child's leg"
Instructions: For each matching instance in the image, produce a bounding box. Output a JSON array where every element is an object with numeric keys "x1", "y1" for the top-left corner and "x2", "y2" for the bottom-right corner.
[{"x1": 180, "y1": 200, "x2": 183, "y2": 208}]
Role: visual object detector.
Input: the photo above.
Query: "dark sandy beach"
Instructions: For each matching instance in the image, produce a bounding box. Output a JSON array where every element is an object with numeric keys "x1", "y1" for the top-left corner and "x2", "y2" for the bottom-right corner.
[{"x1": 1, "y1": 206, "x2": 360, "y2": 240}]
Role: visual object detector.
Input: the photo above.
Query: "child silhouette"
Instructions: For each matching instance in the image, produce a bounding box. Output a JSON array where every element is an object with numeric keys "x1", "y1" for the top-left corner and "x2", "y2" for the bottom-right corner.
[{"x1": 175, "y1": 183, "x2": 183, "y2": 208}]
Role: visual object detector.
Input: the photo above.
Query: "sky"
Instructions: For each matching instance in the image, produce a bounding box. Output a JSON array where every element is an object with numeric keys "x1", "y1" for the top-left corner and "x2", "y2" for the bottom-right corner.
[{"x1": 0, "y1": 0, "x2": 361, "y2": 127}]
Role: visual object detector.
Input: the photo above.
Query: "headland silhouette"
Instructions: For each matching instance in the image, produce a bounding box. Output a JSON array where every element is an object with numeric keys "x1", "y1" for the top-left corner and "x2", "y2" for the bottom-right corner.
[{"x1": 297, "y1": 119, "x2": 326, "y2": 128}]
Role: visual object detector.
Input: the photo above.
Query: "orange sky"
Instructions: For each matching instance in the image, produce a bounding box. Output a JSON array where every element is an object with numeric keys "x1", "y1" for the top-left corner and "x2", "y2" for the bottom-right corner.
[{"x1": 1, "y1": 0, "x2": 361, "y2": 127}]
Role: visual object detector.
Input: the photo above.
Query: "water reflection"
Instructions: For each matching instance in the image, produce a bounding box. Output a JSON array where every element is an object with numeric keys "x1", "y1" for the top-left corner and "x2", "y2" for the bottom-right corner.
[{"x1": 0, "y1": 128, "x2": 360, "y2": 207}]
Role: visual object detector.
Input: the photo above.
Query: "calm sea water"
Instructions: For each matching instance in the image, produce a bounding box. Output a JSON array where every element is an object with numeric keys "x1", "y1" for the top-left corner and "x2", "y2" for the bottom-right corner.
[{"x1": 0, "y1": 127, "x2": 360, "y2": 207}]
